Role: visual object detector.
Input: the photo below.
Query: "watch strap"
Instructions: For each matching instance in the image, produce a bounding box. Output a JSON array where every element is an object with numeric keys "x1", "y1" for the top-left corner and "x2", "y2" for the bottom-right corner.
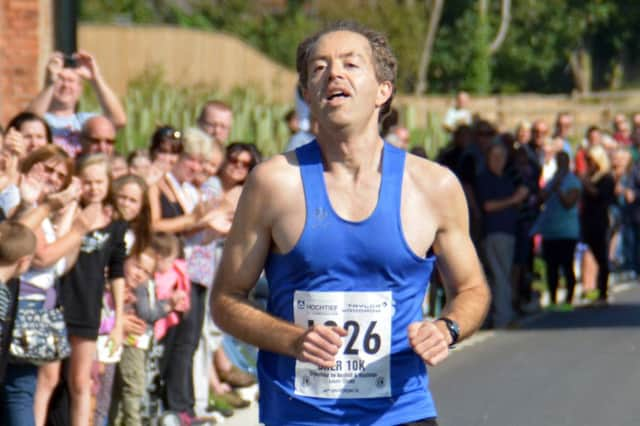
[{"x1": 437, "y1": 317, "x2": 460, "y2": 347}]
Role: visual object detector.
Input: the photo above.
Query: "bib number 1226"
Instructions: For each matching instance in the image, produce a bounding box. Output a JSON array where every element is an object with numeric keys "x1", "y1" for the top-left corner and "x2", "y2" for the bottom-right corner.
[{"x1": 307, "y1": 319, "x2": 381, "y2": 355}]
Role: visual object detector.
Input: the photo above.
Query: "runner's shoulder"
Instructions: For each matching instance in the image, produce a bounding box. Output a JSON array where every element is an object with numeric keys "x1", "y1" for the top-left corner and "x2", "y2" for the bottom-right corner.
[
  {"x1": 244, "y1": 151, "x2": 302, "y2": 199},
  {"x1": 405, "y1": 151, "x2": 463, "y2": 199}
]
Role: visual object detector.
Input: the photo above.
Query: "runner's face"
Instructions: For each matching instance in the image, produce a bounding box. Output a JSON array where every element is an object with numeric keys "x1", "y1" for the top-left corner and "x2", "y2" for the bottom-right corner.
[
  {"x1": 304, "y1": 31, "x2": 391, "y2": 130},
  {"x1": 115, "y1": 182, "x2": 143, "y2": 221}
]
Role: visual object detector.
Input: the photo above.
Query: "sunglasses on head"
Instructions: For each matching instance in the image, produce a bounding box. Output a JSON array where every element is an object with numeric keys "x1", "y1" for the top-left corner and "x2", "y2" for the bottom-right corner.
[{"x1": 159, "y1": 127, "x2": 181, "y2": 140}]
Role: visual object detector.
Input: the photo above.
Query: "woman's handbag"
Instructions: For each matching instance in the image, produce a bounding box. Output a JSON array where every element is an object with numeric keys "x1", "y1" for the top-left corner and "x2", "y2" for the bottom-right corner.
[{"x1": 9, "y1": 303, "x2": 71, "y2": 365}]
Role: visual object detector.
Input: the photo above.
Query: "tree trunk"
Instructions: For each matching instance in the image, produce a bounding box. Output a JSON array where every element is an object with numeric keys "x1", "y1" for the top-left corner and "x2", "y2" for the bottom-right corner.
[
  {"x1": 414, "y1": 0, "x2": 444, "y2": 95},
  {"x1": 489, "y1": 0, "x2": 511, "y2": 54},
  {"x1": 569, "y1": 47, "x2": 592, "y2": 94},
  {"x1": 608, "y1": 55, "x2": 624, "y2": 91}
]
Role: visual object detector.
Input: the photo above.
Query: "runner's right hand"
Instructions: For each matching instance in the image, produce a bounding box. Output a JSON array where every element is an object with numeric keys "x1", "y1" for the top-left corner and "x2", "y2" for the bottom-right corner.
[{"x1": 294, "y1": 324, "x2": 347, "y2": 368}]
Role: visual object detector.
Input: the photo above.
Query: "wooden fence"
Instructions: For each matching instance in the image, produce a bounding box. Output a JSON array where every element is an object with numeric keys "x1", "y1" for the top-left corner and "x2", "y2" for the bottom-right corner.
[
  {"x1": 78, "y1": 24, "x2": 299, "y2": 103},
  {"x1": 79, "y1": 24, "x2": 640, "y2": 132}
]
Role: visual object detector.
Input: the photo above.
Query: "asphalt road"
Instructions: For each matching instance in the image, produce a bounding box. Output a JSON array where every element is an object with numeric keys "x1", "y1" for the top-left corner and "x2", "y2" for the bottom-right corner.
[{"x1": 430, "y1": 284, "x2": 640, "y2": 426}]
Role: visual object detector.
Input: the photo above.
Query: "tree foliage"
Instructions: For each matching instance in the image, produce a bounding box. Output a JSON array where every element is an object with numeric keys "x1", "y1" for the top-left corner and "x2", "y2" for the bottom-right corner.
[{"x1": 80, "y1": 0, "x2": 640, "y2": 94}]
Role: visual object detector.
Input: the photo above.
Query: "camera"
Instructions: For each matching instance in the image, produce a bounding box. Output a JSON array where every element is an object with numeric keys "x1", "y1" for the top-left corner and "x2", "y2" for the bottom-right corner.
[{"x1": 63, "y1": 54, "x2": 77, "y2": 68}]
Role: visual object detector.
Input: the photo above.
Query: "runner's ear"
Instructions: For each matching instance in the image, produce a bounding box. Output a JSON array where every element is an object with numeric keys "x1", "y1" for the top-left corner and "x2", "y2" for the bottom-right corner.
[{"x1": 375, "y1": 81, "x2": 393, "y2": 110}]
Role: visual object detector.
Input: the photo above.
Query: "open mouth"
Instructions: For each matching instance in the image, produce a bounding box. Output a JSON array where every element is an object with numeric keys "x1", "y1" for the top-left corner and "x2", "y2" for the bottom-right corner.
[{"x1": 326, "y1": 91, "x2": 350, "y2": 101}]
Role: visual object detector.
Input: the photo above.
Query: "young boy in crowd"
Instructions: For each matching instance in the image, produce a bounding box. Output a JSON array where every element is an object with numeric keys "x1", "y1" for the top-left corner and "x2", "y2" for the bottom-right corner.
[
  {"x1": 0, "y1": 222, "x2": 37, "y2": 386},
  {"x1": 109, "y1": 235, "x2": 186, "y2": 425}
]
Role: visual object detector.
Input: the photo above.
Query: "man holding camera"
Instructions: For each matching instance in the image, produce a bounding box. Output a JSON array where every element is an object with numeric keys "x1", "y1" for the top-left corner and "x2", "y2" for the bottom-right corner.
[{"x1": 27, "y1": 50, "x2": 126, "y2": 158}]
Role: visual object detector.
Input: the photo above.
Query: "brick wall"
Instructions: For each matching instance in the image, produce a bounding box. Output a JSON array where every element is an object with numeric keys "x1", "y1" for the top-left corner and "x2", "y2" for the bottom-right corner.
[{"x1": 0, "y1": 0, "x2": 53, "y2": 126}]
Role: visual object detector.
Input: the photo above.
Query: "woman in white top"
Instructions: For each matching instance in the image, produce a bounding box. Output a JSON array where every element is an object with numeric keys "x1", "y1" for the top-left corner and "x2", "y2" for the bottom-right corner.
[{"x1": 2, "y1": 145, "x2": 85, "y2": 426}]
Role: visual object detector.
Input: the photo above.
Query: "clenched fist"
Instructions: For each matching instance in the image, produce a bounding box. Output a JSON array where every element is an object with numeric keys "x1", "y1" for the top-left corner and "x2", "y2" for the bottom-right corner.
[{"x1": 408, "y1": 320, "x2": 451, "y2": 367}]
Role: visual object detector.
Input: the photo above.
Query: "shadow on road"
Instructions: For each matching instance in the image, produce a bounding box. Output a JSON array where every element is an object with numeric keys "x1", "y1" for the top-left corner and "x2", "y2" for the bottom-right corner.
[{"x1": 520, "y1": 303, "x2": 640, "y2": 330}]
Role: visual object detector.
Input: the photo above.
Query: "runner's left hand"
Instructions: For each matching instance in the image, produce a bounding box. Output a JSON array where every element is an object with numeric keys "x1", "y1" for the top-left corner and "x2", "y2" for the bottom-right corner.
[{"x1": 408, "y1": 320, "x2": 450, "y2": 366}]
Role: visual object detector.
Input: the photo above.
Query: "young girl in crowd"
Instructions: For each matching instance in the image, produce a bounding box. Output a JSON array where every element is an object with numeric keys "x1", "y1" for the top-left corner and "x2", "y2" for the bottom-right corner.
[
  {"x1": 91, "y1": 173, "x2": 155, "y2": 425},
  {"x1": 112, "y1": 174, "x2": 153, "y2": 255},
  {"x1": 60, "y1": 153, "x2": 127, "y2": 426}
]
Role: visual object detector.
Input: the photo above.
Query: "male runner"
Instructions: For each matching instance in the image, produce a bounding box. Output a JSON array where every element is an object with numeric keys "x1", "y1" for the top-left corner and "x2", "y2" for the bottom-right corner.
[{"x1": 212, "y1": 21, "x2": 490, "y2": 426}]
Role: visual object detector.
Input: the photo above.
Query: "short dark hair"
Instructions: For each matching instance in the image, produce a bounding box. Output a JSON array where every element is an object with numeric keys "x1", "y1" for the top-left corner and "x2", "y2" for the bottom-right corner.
[
  {"x1": 6, "y1": 111, "x2": 52, "y2": 143},
  {"x1": 586, "y1": 125, "x2": 600, "y2": 137},
  {"x1": 225, "y1": 142, "x2": 262, "y2": 171},
  {"x1": 284, "y1": 109, "x2": 297, "y2": 122},
  {"x1": 149, "y1": 125, "x2": 183, "y2": 160},
  {"x1": 381, "y1": 108, "x2": 399, "y2": 136},
  {"x1": 296, "y1": 21, "x2": 397, "y2": 120}
]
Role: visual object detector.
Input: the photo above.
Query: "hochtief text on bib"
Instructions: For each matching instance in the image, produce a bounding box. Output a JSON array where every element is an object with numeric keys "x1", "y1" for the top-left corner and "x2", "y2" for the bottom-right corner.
[{"x1": 293, "y1": 290, "x2": 392, "y2": 399}]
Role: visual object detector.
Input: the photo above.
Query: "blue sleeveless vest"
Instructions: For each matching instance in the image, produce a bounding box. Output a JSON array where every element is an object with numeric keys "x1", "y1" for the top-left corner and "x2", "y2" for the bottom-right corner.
[{"x1": 260, "y1": 141, "x2": 437, "y2": 425}]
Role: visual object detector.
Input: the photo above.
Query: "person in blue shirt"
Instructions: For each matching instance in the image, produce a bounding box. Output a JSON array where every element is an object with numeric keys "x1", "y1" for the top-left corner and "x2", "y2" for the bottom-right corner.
[
  {"x1": 212, "y1": 21, "x2": 490, "y2": 426},
  {"x1": 536, "y1": 151, "x2": 582, "y2": 308}
]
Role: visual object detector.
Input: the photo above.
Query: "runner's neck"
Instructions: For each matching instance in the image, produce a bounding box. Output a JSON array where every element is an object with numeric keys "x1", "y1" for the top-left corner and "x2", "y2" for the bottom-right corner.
[{"x1": 316, "y1": 132, "x2": 384, "y2": 177}]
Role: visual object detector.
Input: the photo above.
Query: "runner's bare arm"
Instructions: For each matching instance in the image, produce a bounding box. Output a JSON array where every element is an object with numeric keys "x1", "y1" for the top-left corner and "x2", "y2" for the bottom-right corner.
[
  {"x1": 431, "y1": 169, "x2": 491, "y2": 339},
  {"x1": 212, "y1": 159, "x2": 345, "y2": 367}
]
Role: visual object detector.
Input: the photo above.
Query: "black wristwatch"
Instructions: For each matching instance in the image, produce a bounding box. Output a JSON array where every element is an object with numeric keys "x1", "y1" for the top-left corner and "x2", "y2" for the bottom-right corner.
[{"x1": 437, "y1": 317, "x2": 460, "y2": 347}]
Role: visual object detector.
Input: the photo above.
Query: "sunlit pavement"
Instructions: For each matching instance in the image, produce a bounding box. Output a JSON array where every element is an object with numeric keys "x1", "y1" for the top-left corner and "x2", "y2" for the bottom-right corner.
[{"x1": 431, "y1": 280, "x2": 640, "y2": 426}]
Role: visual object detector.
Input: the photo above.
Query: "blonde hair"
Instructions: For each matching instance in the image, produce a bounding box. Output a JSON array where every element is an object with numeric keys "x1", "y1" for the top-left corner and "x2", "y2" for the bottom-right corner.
[
  {"x1": 515, "y1": 120, "x2": 531, "y2": 133},
  {"x1": 182, "y1": 127, "x2": 222, "y2": 161},
  {"x1": 587, "y1": 144, "x2": 611, "y2": 182},
  {"x1": 76, "y1": 153, "x2": 111, "y2": 176},
  {"x1": 76, "y1": 153, "x2": 112, "y2": 206}
]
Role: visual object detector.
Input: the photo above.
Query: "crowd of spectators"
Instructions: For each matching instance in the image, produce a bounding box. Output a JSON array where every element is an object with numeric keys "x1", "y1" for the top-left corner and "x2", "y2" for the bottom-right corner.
[
  {"x1": 435, "y1": 92, "x2": 640, "y2": 328},
  {"x1": 0, "y1": 51, "x2": 262, "y2": 426},
  {"x1": 0, "y1": 51, "x2": 637, "y2": 426}
]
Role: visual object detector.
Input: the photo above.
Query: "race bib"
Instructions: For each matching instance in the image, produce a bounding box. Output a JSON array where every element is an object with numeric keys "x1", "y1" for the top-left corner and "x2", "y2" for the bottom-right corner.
[{"x1": 293, "y1": 291, "x2": 392, "y2": 399}]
